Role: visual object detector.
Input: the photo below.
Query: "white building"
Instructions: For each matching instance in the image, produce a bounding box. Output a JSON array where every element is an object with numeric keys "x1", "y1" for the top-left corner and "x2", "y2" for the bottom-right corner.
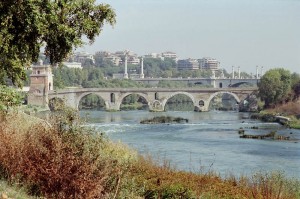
[
  {"x1": 177, "y1": 59, "x2": 199, "y2": 70},
  {"x1": 73, "y1": 52, "x2": 95, "y2": 64},
  {"x1": 161, "y1": 51, "x2": 178, "y2": 61},
  {"x1": 199, "y1": 57, "x2": 219, "y2": 71},
  {"x1": 95, "y1": 51, "x2": 111, "y2": 57},
  {"x1": 103, "y1": 55, "x2": 121, "y2": 66},
  {"x1": 144, "y1": 53, "x2": 163, "y2": 59},
  {"x1": 62, "y1": 62, "x2": 82, "y2": 69},
  {"x1": 127, "y1": 56, "x2": 140, "y2": 65}
]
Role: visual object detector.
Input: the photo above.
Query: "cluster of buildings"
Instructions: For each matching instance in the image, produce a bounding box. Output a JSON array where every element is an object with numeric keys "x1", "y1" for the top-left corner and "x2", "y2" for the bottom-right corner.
[
  {"x1": 177, "y1": 58, "x2": 219, "y2": 71},
  {"x1": 62, "y1": 50, "x2": 220, "y2": 72}
]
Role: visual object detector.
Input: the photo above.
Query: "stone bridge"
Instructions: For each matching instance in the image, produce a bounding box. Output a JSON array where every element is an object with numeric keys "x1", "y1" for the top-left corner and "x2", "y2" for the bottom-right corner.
[
  {"x1": 47, "y1": 87, "x2": 257, "y2": 112},
  {"x1": 133, "y1": 77, "x2": 259, "y2": 88}
]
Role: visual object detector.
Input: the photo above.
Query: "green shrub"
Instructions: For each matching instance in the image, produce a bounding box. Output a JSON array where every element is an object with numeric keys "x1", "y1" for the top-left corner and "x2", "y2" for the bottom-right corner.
[{"x1": 0, "y1": 86, "x2": 22, "y2": 112}]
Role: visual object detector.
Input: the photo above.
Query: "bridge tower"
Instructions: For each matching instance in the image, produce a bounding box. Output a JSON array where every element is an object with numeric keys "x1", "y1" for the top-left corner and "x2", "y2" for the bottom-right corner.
[{"x1": 28, "y1": 60, "x2": 53, "y2": 107}]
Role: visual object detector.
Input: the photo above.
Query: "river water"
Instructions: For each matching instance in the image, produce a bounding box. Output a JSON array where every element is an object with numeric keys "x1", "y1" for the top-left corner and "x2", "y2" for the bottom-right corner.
[{"x1": 80, "y1": 110, "x2": 300, "y2": 179}]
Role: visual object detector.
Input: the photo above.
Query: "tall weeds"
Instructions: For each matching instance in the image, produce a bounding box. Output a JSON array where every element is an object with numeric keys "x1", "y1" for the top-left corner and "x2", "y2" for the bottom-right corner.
[
  {"x1": 0, "y1": 110, "x2": 134, "y2": 198},
  {"x1": 0, "y1": 109, "x2": 299, "y2": 199}
]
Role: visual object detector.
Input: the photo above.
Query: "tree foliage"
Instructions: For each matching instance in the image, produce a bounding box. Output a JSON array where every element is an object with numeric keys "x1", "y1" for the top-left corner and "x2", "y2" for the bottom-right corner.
[
  {"x1": 0, "y1": 0, "x2": 115, "y2": 87},
  {"x1": 258, "y1": 68, "x2": 291, "y2": 107},
  {"x1": 0, "y1": 86, "x2": 22, "y2": 112},
  {"x1": 290, "y1": 72, "x2": 300, "y2": 100}
]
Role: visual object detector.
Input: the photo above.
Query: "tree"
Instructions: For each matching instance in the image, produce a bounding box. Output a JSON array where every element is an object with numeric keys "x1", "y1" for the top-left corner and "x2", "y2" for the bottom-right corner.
[
  {"x1": 0, "y1": 0, "x2": 115, "y2": 87},
  {"x1": 293, "y1": 81, "x2": 300, "y2": 100},
  {"x1": 258, "y1": 68, "x2": 291, "y2": 108},
  {"x1": 291, "y1": 73, "x2": 300, "y2": 100},
  {"x1": 0, "y1": 86, "x2": 22, "y2": 112}
]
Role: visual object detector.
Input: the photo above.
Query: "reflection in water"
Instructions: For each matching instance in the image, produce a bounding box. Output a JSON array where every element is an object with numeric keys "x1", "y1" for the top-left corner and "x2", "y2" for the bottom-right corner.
[
  {"x1": 165, "y1": 94, "x2": 194, "y2": 111},
  {"x1": 79, "y1": 93, "x2": 106, "y2": 110},
  {"x1": 209, "y1": 93, "x2": 238, "y2": 111},
  {"x1": 165, "y1": 102, "x2": 194, "y2": 111}
]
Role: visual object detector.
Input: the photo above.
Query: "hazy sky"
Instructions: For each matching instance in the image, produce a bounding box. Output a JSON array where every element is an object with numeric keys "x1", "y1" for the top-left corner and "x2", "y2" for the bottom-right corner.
[{"x1": 79, "y1": 0, "x2": 300, "y2": 73}]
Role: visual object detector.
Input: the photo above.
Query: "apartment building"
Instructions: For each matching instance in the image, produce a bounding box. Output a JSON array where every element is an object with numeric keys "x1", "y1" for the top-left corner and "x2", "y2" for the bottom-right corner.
[
  {"x1": 199, "y1": 57, "x2": 219, "y2": 71},
  {"x1": 103, "y1": 55, "x2": 121, "y2": 66},
  {"x1": 177, "y1": 59, "x2": 199, "y2": 70},
  {"x1": 144, "y1": 53, "x2": 163, "y2": 59},
  {"x1": 161, "y1": 51, "x2": 178, "y2": 61},
  {"x1": 62, "y1": 62, "x2": 82, "y2": 69},
  {"x1": 73, "y1": 52, "x2": 95, "y2": 64}
]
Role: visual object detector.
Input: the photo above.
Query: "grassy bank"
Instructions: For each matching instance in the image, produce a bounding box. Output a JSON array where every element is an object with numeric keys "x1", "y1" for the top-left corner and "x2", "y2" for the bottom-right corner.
[
  {"x1": 1, "y1": 109, "x2": 300, "y2": 198},
  {"x1": 252, "y1": 101, "x2": 300, "y2": 129}
]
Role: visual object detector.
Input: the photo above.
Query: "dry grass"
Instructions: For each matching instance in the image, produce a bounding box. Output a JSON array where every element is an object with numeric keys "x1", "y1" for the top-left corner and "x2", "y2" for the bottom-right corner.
[
  {"x1": 263, "y1": 101, "x2": 300, "y2": 116},
  {"x1": 126, "y1": 156, "x2": 300, "y2": 199},
  {"x1": 0, "y1": 110, "x2": 299, "y2": 199},
  {"x1": 0, "y1": 110, "x2": 134, "y2": 198},
  {"x1": 261, "y1": 101, "x2": 300, "y2": 129}
]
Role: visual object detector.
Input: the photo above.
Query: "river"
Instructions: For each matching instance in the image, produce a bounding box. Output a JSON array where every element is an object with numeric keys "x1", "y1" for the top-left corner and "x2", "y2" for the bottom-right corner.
[{"x1": 80, "y1": 110, "x2": 300, "y2": 179}]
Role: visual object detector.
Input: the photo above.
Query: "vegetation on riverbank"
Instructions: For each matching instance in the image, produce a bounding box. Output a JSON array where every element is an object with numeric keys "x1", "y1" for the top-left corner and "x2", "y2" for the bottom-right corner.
[
  {"x1": 250, "y1": 101, "x2": 300, "y2": 129},
  {"x1": 255, "y1": 69, "x2": 300, "y2": 128},
  {"x1": 1, "y1": 109, "x2": 300, "y2": 199},
  {"x1": 0, "y1": 179, "x2": 35, "y2": 199},
  {"x1": 140, "y1": 116, "x2": 189, "y2": 124}
]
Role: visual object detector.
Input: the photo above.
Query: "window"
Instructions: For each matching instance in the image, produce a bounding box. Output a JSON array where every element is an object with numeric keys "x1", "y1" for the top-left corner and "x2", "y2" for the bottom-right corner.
[
  {"x1": 110, "y1": 93, "x2": 115, "y2": 103},
  {"x1": 155, "y1": 92, "x2": 159, "y2": 100},
  {"x1": 199, "y1": 100, "x2": 205, "y2": 107}
]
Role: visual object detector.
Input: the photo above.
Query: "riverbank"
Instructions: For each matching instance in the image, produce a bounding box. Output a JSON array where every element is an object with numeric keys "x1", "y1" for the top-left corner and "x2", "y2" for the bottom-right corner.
[
  {"x1": 250, "y1": 101, "x2": 300, "y2": 129},
  {"x1": 1, "y1": 109, "x2": 300, "y2": 198}
]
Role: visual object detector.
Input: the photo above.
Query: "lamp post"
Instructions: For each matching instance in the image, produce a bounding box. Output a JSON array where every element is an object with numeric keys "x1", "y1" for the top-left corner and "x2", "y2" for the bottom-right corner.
[
  {"x1": 124, "y1": 52, "x2": 128, "y2": 79},
  {"x1": 140, "y1": 57, "x2": 144, "y2": 78}
]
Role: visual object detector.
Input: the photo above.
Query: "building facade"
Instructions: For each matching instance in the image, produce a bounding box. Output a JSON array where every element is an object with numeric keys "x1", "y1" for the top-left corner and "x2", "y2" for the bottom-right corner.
[
  {"x1": 199, "y1": 57, "x2": 220, "y2": 71},
  {"x1": 161, "y1": 51, "x2": 178, "y2": 62},
  {"x1": 73, "y1": 52, "x2": 95, "y2": 64},
  {"x1": 28, "y1": 60, "x2": 53, "y2": 107},
  {"x1": 62, "y1": 62, "x2": 82, "y2": 69},
  {"x1": 177, "y1": 59, "x2": 199, "y2": 70}
]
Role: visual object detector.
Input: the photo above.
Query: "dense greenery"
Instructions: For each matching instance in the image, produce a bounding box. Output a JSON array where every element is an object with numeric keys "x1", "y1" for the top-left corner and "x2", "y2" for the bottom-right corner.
[
  {"x1": 0, "y1": 86, "x2": 23, "y2": 112},
  {"x1": 50, "y1": 66, "x2": 217, "y2": 89},
  {"x1": 258, "y1": 68, "x2": 300, "y2": 108},
  {"x1": 52, "y1": 66, "x2": 146, "y2": 89},
  {"x1": 0, "y1": 0, "x2": 115, "y2": 87}
]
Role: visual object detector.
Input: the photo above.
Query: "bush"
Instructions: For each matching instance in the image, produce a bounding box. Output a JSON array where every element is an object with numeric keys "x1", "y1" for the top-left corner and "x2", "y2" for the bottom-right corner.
[
  {"x1": 249, "y1": 172, "x2": 300, "y2": 199},
  {"x1": 0, "y1": 86, "x2": 22, "y2": 112},
  {"x1": 0, "y1": 110, "x2": 135, "y2": 198}
]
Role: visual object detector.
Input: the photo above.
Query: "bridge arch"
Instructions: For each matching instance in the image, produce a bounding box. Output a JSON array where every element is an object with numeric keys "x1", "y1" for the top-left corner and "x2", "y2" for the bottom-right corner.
[
  {"x1": 77, "y1": 92, "x2": 108, "y2": 110},
  {"x1": 117, "y1": 92, "x2": 150, "y2": 110},
  {"x1": 162, "y1": 92, "x2": 196, "y2": 111},
  {"x1": 230, "y1": 82, "x2": 254, "y2": 88},
  {"x1": 206, "y1": 91, "x2": 240, "y2": 111}
]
